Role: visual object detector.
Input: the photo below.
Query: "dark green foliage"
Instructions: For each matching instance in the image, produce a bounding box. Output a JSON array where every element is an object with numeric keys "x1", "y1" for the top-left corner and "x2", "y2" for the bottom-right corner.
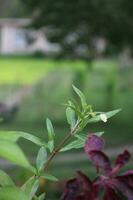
[{"x1": 21, "y1": 0, "x2": 133, "y2": 58}]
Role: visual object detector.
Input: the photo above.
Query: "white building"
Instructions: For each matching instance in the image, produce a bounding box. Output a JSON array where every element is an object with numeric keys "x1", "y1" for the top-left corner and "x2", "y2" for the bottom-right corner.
[{"x1": 0, "y1": 18, "x2": 59, "y2": 55}]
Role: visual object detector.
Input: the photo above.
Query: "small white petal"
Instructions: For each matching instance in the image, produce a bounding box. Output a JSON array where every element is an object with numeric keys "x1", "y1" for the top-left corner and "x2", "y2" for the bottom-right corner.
[{"x1": 100, "y1": 114, "x2": 107, "y2": 122}]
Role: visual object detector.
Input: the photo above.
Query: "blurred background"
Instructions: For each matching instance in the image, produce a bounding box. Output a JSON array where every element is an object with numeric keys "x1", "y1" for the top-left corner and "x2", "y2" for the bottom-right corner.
[{"x1": 0, "y1": 0, "x2": 133, "y2": 199}]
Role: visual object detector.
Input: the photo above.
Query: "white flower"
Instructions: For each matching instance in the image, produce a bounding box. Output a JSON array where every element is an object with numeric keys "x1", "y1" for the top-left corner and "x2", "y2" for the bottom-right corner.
[{"x1": 100, "y1": 113, "x2": 107, "y2": 122}]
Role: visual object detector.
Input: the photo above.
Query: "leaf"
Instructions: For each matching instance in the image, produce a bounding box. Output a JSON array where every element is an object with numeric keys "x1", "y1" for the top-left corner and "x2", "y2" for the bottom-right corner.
[
  {"x1": 84, "y1": 134, "x2": 105, "y2": 153},
  {"x1": 38, "y1": 193, "x2": 46, "y2": 200},
  {"x1": 86, "y1": 109, "x2": 121, "y2": 123},
  {"x1": 0, "y1": 131, "x2": 46, "y2": 147},
  {"x1": 66, "y1": 107, "x2": 76, "y2": 128},
  {"x1": 21, "y1": 177, "x2": 39, "y2": 199},
  {"x1": 36, "y1": 147, "x2": 47, "y2": 172},
  {"x1": 21, "y1": 177, "x2": 35, "y2": 196},
  {"x1": 74, "y1": 133, "x2": 87, "y2": 141},
  {"x1": 115, "y1": 150, "x2": 130, "y2": 168},
  {"x1": 47, "y1": 140, "x2": 54, "y2": 153},
  {"x1": 94, "y1": 132, "x2": 104, "y2": 137},
  {"x1": 88, "y1": 150, "x2": 111, "y2": 172},
  {"x1": 29, "y1": 179, "x2": 39, "y2": 200},
  {"x1": 60, "y1": 139, "x2": 84, "y2": 152},
  {"x1": 46, "y1": 118, "x2": 55, "y2": 140},
  {"x1": 41, "y1": 173, "x2": 58, "y2": 182},
  {"x1": 74, "y1": 132, "x2": 104, "y2": 142},
  {"x1": 72, "y1": 85, "x2": 87, "y2": 109},
  {"x1": 0, "y1": 186, "x2": 29, "y2": 200},
  {"x1": 0, "y1": 169, "x2": 15, "y2": 187},
  {"x1": 105, "y1": 109, "x2": 122, "y2": 118},
  {"x1": 0, "y1": 139, "x2": 33, "y2": 171}
]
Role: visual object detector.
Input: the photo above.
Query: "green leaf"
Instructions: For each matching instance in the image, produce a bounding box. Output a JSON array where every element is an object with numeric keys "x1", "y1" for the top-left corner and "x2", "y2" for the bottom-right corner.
[
  {"x1": 0, "y1": 186, "x2": 29, "y2": 200},
  {"x1": 74, "y1": 132, "x2": 104, "y2": 142},
  {"x1": 94, "y1": 132, "x2": 104, "y2": 137},
  {"x1": 72, "y1": 85, "x2": 87, "y2": 109},
  {"x1": 47, "y1": 140, "x2": 54, "y2": 153},
  {"x1": 87, "y1": 109, "x2": 121, "y2": 123},
  {"x1": 0, "y1": 139, "x2": 33, "y2": 171},
  {"x1": 66, "y1": 107, "x2": 76, "y2": 128},
  {"x1": 60, "y1": 139, "x2": 84, "y2": 152},
  {"x1": 0, "y1": 131, "x2": 46, "y2": 147},
  {"x1": 36, "y1": 147, "x2": 47, "y2": 172},
  {"x1": 21, "y1": 177, "x2": 35, "y2": 196},
  {"x1": 38, "y1": 193, "x2": 46, "y2": 200},
  {"x1": 105, "y1": 109, "x2": 121, "y2": 118},
  {"x1": 22, "y1": 178, "x2": 39, "y2": 200},
  {"x1": 0, "y1": 169, "x2": 15, "y2": 187},
  {"x1": 29, "y1": 179, "x2": 39, "y2": 200},
  {"x1": 41, "y1": 173, "x2": 58, "y2": 182},
  {"x1": 46, "y1": 118, "x2": 55, "y2": 140},
  {"x1": 0, "y1": 131, "x2": 20, "y2": 142},
  {"x1": 74, "y1": 133, "x2": 87, "y2": 141}
]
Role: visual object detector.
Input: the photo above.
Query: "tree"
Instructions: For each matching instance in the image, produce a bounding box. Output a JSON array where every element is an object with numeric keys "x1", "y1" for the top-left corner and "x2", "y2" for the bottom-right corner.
[
  {"x1": 21, "y1": 0, "x2": 133, "y2": 59},
  {"x1": 21, "y1": 0, "x2": 133, "y2": 106},
  {"x1": 0, "y1": 0, "x2": 27, "y2": 17}
]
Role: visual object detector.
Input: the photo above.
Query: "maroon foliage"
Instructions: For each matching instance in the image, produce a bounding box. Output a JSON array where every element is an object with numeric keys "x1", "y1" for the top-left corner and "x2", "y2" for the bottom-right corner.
[{"x1": 61, "y1": 134, "x2": 133, "y2": 200}]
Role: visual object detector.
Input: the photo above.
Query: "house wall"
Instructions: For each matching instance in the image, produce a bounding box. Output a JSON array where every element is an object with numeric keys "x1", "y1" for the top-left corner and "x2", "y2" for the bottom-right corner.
[
  {"x1": 0, "y1": 25, "x2": 27, "y2": 54},
  {"x1": 0, "y1": 19, "x2": 60, "y2": 55}
]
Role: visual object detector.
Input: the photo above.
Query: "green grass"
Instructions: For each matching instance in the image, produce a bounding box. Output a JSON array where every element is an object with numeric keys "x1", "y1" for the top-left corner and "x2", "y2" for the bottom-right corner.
[{"x1": 0, "y1": 58, "x2": 87, "y2": 84}]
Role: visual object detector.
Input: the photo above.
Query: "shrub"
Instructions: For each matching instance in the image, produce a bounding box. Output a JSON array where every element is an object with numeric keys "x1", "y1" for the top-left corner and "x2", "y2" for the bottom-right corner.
[{"x1": 0, "y1": 86, "x2": 122, "y2": 199}]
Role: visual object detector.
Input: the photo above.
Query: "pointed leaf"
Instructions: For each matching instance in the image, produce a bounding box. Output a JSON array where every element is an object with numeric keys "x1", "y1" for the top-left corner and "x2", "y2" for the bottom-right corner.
[
  {"x1": 74, "y1": 133, "x2": 87, "y2": 141},
  {"x1": 88, "y1": 150, "x2": 111, "y2": 172},
  {"x1": 94, "y1": 132, "x2": 104, "y2": 137},
  {"x1": 0, "y1": 131, "x2": 46, "y2": 147},
  {"x1": 116, "y1": 179, "x2": 133, "y2": 199},
  {"x1": 21, "y1": 177, "x2": 39, "y2": 199},
  {"x1": 21, "y1": 177, "x2": 35, "y2": 196},
  {"x1": 0, "y1": 186, "x2": 29, "y2": 200},
  {"x1": 0, "y1": 139, "x2": 33, "y2": 171},
  {"x1": 29, "y1": 179, "x2": 39, "y2": 199},
  {"x1": 87, "y1": 109, "x2": 121, "y2": 123},
  {"x1": 60, "y1": 139, "x2": 84, "y2": 152},
  {"x1": 41, "y1": 173, "x2": 58, "y2": 182},
  {"x1": 38, "y1": 193, "x2": 46, "y2": 200},
  {"x1": 36, "y1": 147, "x2": 47, "y2": 172},
  {"x1": 115, "y1": 150, "x2": 130, "y2": 168},
  {"x1": 66, "y1": 107, "x2": 76, "y2": 128},
  {"x1": 84, "y1": 134, "x2": 105, "y2": 153},
  {"x1": 47, "y1": 140, "x2": 54, "y2": 153},
  {"x1": 46, "y1": 118, "x2": 55, "y2": 140},
  {"x1": 104, "y1": 187, "x2": 120, "y2": 200},
  {"x1": 75, "y1": 132, "x2": 104, "y2": 142},
  {"x1": 0, "y1": 169, "x2": 15, "y2": 187},
  {"x1": 72, "y1": 85, "x2": 87, "y2": 109}
]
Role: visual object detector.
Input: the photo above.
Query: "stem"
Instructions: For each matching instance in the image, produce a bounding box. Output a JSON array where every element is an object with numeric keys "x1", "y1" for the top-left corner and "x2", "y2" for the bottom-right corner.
[
  {"x1": 44, "y1": 133, "x2": 71, "y2": 171},
  {"x1": 44, "y1": 120, "x2": 80, "y2": 171}
]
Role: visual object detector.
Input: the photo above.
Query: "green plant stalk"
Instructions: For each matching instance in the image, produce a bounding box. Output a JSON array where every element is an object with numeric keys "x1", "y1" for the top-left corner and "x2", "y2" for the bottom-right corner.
[{"x1": 44, "y1": 120, "x2": 81, "y2": 171}]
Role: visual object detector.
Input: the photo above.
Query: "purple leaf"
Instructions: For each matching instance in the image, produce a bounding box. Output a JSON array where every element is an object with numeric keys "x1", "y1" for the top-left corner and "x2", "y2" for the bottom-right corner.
[
  {"x1": 115, "y1": 150, "x2": 130, "y2": 168},
  {"x1": 84, "y1": 134, "x2": 105, "y2": 154},
  {"x1": 115, "y1": 179, "x2": 133, "y2": 200},
  {"x1": 122, "y1": 170, "x2": 133, "y2": 176},
  {"x1": 117, "y1": 172, "x2": 133, "y2": 188},
  {"x1": 76, "y1": 171, "x2": 93, "y2": 192},
  {"x1": 88, "y1": 150, "x2": 111, "y2": 172},
  {"x1": 60, "y1": 171, "x2": 94, "y2": 200},
  {"x1": 60, "y1": 178, "x2": 80, "y2": 200},
  {"x1": 103, "y1": 187, "x2": 120, "y2": 200}
]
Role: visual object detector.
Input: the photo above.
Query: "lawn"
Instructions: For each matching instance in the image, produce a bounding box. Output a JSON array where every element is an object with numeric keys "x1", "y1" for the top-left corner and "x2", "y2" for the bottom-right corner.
[{"x1": 0, "y1": 57, "x2": 86, "y2": 84}]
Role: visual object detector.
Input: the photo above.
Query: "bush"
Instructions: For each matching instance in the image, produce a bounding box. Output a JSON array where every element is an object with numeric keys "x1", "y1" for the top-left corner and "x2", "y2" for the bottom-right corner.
[{"x1": 0, "y1": 86, "x2": 124, "y2": 199}]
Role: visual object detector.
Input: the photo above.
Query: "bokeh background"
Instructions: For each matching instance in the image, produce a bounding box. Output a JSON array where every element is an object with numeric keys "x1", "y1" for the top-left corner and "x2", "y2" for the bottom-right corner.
[{"x1": 0, "y1": 0, "x2": 133, "y2": 199}]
